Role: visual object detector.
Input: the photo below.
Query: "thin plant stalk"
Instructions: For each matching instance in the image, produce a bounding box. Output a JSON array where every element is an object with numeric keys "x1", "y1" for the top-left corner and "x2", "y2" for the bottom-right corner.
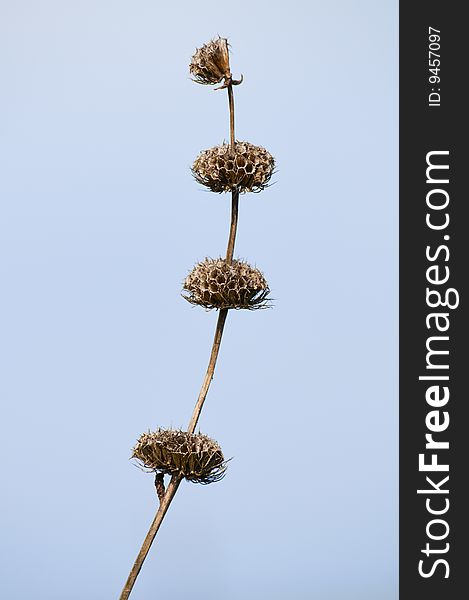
[
  {"x1": 187, "y1": 307, "x2": 228, "y2": 433},
  {"x1": 188, "y1": 79, "x2": 237, "y2": 431},
  {"x1": 226, "y1": 189, "x2": 239, "y2": 264},
  {"x1": 226, "y1": 80, "x2": 239, "y2": 265},
  {"x1": 119, "y1": 475, "x2": 182, "y2": 600},
  {"x1": 227, "y1": 81, "x2": 235, "y2": 148},
  {"x1": 119, "y1": 81, "x2": 238, "y2": 600}
]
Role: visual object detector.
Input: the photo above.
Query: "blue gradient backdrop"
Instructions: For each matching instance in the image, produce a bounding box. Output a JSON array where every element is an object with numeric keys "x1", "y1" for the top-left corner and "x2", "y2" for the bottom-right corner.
[{"x1": 0, "y1": 1, "x2": 397, "y2": 598}]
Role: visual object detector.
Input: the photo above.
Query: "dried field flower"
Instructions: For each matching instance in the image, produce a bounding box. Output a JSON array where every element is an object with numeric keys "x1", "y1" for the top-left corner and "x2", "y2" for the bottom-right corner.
[
  {"x1": 133, "y1": 429, "x2": 227, "y2": 485},
  {"x1": 189, "y1": 37, "x2": 231, "y2": 85},
  {"x1": 192, "y1": 141, "x2": 275, "y2": 193},
  {"x1": 182, "y1": 258, "x2": 270, "y2": 310},
  {"x1": 120, "y1": 37, "x2": 275, "y2": 600}
]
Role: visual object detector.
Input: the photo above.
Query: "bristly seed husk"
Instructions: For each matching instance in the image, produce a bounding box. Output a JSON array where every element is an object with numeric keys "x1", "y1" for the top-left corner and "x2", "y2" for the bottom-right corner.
[
  {"x1": 133, "y1": 429, "x2": 227, "y2": 485},
  {"x1": 192, "y1": 141, "x2": 275, "y2": 194},
  {"x1": 182, "y1": 258, "x2": 270, "y2": 310},
  {"x1": 189, "y1": 37, "x2": 231, "y2": 86}
]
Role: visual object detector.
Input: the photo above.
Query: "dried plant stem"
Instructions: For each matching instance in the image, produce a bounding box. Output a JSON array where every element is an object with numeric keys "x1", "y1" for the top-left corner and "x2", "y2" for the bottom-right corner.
[
  {"x1": 119, "y1": 475, "x2": 182, "y2": 600},
  {"x1": 189, "y1": 81, "x2": 237, "y2": 431},
  {"x1": 226, "y1": 81, "x2": 238, "y2": 265},
  {"x1": 227, "y1": 82, "x2": 235, "y2": 149},
  {"x1": 187, "y1": 307, "x2": 228, "y2": 433},
  {"x1": 119, "y1": 82, "x2": 239, "y2": 600},
  {"x1": 226, "y1": 190, "x2": 239, "y2": 264}
]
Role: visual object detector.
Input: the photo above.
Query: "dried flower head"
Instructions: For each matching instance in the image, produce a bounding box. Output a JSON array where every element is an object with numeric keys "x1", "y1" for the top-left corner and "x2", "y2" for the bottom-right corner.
[
  {"x1": 182, "y1": 258, "x2": 270, "y2": 310},
  {"x1": 189, "y1": 37, "x2": 231, "y2": 85},
  {"x1": 192, "y1": 141, "x2": 275, "y2": 194},
  {"x1": 133, "y1": 429, "x2": 227, "y2": 485}
]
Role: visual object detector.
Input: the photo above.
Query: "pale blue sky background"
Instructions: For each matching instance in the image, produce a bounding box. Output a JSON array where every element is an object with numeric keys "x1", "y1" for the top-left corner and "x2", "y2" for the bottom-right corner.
[{"x1": 0, "y1": 1, "x2": 398, "y2": 598}]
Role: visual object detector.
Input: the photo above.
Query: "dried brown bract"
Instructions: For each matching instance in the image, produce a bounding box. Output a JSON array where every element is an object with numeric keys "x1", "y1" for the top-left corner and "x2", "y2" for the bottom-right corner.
[
  {"x1": 192, "y1": 141, "x2": 275, "y2": 193},
  {"x1": 133, "y1": 429, "x2": 227, "y2": 485},
  {"x1": 182, "y1": 258, "x2": 270, "y2": 310},
  {"x1": 189, "y1": 37, "x2": 231, "y2": 85}
]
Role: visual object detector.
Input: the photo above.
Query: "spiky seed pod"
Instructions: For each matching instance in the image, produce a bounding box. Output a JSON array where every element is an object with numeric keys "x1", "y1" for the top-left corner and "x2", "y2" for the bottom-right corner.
[
  {"x1": 189, "y1": 37, "x2": 231, "y2": 85},
  {"x1": 133, "y1": 429, "x2": 227, "y2": 485},
  {"x1": 182, "y1": 258, "x2": 270, "y2": 310},
  {"x1": 192, "y1": 141, "x2": 275, "y2": 194}
]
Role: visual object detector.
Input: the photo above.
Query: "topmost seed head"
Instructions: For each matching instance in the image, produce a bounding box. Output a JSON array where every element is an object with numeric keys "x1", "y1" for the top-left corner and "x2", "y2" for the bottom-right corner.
[{"x1": 190, "y1": 37, "x2": 231, "y2": 85}]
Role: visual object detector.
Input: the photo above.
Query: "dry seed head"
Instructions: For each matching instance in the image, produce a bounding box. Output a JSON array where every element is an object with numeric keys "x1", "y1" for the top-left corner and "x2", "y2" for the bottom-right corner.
[
  {"x1": 190, "y1": 37, "x2": 231, "y2": 85},
  {"x1": 182, "y1": 258, "x2": 270, "y2": 310},
  {"x1": 192, "y1": 142, "x2": 275, "y2": 194},
  {"x1": 133, "y1": 429, "x2": 227, "y2": 485}
]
